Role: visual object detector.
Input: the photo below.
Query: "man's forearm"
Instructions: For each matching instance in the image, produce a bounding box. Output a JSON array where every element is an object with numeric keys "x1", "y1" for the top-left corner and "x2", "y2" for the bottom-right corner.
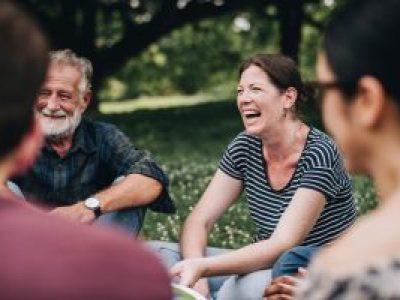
[{"x1": 94, "y1": 173, "x2": 162, "y2": 213}]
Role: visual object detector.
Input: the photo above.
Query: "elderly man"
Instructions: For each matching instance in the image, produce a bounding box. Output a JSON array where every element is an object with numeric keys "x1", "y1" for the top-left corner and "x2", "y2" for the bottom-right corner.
[
  {"x1": 0, "y1": 1, "x2": 171, "y2": 298},
  {"x1": 13, "y1": 49, "x2": 174, "y2": 233}
]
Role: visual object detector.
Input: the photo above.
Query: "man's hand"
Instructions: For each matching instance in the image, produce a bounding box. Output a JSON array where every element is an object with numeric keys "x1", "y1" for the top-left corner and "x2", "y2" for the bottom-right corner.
[
  {"x1": 263, "y1": 268, "x2": 308, "y2": 300},
  {"x1": 170, "y1": 258, "x2": 207, "y2": 289},
  {"x1": 49, "y1": 202, "x2": 95, "y2": 224},
  {"x1": 263, "y1": 275, "x2": 298, "y2": 300}
]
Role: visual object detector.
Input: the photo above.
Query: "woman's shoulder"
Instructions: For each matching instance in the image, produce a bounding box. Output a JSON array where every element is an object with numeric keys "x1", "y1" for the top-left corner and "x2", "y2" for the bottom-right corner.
[
  {"x1": 307, "y1": 128, "x2": 339, "y2": 151},
  {"x1": 232, "y1": 131, "x2": 260, "y2": 142},
  {"x1": 226, "y1": 131, "x2": 261, "y2": 151},
  {"x1": 303, "y1": 128, "x2": 341, "y2": 164}
]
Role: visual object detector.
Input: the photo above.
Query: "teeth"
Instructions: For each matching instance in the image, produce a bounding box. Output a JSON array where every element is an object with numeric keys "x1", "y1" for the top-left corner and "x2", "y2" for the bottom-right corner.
[{"x1": 244, "y1": 112, "x2": 261, "y2": 118}]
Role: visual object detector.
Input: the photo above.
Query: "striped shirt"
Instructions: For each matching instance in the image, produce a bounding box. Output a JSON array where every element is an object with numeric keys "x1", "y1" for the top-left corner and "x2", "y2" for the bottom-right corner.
[{"x1": 219, "y1": 128, "x2": 356, "y2": 245}]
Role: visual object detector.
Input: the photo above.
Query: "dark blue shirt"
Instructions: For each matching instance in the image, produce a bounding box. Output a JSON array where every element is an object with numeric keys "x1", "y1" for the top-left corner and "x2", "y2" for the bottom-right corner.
[{"x1": 14, "y1": 119, "x2": 174, "y2": 213}]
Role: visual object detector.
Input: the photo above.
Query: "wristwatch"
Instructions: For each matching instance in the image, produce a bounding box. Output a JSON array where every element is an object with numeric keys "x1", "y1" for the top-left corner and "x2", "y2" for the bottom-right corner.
[{"x1": 83, "y1": 197, "x2": 102, "y2": 218}]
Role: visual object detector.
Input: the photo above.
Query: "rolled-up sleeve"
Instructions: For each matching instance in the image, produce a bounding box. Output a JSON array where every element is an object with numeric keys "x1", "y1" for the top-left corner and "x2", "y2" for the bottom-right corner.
[{"x1": 102, "y1": 125, "x2": 175, "y2": 213}]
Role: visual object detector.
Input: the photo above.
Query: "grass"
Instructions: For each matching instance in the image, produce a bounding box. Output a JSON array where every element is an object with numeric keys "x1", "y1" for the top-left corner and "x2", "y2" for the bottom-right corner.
[
  {"x1": 98, "y1": 96, "x2": 377, "y2": 248},
  {"x1": 100, "y1": 94, "x2": 229, "y2": 114}
]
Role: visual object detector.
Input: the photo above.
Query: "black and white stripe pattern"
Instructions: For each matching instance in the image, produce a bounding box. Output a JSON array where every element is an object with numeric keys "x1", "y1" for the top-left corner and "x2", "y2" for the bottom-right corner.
[{"x1": 219, "y1": 128, "x2": 356, "y2": 245}]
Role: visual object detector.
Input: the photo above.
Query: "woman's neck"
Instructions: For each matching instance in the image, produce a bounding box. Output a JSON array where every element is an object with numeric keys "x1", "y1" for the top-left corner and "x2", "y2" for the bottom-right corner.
[{"x1": 261, "y1": 119, "x2": 308, "y2": 163}]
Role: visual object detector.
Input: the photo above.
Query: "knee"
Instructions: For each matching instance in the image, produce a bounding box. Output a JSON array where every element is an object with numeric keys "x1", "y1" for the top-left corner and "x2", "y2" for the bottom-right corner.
[
  {"x1": 146, "y1": 241, "x2": 181, "y2": 268},
  {"x1": 147, "y1": 240, "x2": 176, "y2": 252},
  {"x1": 96, "y1": 206, "x2": 146, "y2": 234},
  {"x1": 217, "y1": 270, "x2": 271, "y2": 300},
  {"x1": 272, "y1": 246, "x2": 318, "y2": 278}
]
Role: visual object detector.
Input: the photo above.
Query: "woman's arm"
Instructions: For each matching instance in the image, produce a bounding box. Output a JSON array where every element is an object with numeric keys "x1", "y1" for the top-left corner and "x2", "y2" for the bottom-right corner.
[
  {"x1": 180, "y1": 169, "x2": 243, "y2": 259},
  {"x1": 176, "y1": 169, "x2": 243, "y2": 296},
  {"x1": 172, "y1": 188, "x2": 326, "y2": 287}
]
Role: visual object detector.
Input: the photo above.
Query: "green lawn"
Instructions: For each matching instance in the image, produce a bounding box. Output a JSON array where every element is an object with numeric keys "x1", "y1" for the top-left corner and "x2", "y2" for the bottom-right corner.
[
  {"x1": 100, "y1": 94, "x2": 226, "y2": 114},
  {"x1": 98, "y1": 97, "x2": 377, "y2": 248}
]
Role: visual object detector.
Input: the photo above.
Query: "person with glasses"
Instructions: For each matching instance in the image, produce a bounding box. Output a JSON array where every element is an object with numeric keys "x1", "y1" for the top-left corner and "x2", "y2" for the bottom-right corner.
[
  {"x1": 151, "y1": 54, "x2": 356, "y2": 299},
  {"x1": 265, "y1": 0, "x2": 400, "y2": 299}
]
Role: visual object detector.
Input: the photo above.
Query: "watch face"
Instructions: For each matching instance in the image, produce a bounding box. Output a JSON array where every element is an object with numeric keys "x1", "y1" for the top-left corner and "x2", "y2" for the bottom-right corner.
[{"x1": 85, "y1": 197, "x2": 100, "y2": 209}]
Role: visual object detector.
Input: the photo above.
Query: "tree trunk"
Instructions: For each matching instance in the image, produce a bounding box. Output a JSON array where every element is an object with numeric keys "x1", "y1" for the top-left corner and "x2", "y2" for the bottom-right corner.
[
  {"x1": 277, "y1": 0, "x2": 305, "y2": 63},
  {"x1": 81, "y1": 0, "x2": 98, "y2": 112}
]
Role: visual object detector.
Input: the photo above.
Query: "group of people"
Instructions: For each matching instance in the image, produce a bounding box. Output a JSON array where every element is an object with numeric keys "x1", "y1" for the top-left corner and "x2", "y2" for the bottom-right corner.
[{"x1": 1, "y1": 0, "x2": 400, "y2": 299}]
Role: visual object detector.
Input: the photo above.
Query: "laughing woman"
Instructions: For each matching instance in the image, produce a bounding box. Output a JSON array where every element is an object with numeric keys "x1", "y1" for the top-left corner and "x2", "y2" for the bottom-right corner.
[{"x1": 153, "y1": 54, "x2": 356, "y2": 299}]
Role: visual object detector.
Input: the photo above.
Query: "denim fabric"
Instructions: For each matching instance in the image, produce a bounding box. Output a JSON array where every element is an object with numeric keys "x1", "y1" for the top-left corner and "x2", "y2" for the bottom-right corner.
[
  {"x1": 147, "y1": 241, "x2": 271, "y2": 300},
  {"x1": 11, "y1": 177, "x2": 147, "y2": 235},
  {"x1": 272, "y1": 245, "x2": 320, "y2": 278},
  {"x1": 96, "y1": 206, "x2": 146, "y2": 235}
]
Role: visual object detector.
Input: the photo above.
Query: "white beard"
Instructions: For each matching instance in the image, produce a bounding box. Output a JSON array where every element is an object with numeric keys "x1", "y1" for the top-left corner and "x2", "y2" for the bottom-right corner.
[{"x1": 36, "y1": 107, "x2": 82, "y2": 142}]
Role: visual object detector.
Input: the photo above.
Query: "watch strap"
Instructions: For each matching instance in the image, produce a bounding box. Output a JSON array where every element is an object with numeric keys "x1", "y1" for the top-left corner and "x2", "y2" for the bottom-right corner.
[{"x1": 93, "y1": 206, "x2": 102, "y2": 218}]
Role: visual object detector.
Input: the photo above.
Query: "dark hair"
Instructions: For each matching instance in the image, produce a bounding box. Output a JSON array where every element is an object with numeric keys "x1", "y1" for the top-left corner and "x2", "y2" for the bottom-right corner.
[
  {"x1": 0, "y1": 1, "x2": 48, "y2": 157},
  {"x1": 239, "y1": 54, "x2": 307, "y2": 115},
  {"x1": 324, "y1": 0, "x2": 400, "y2": 100}
]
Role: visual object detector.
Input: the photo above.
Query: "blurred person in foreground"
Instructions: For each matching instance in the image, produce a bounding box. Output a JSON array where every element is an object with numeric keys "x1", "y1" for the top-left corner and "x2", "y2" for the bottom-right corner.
[
  {"x1": 265, "y1": 0, "x2": 400, "y2": 299},
  {"x1": 0, "y1": 1, "x2": 171, "y2": 299},
  {"x1": 151, "y1": 53, "x2": 356, "y2": 299},
  {"x1": 12, "y1": 48, "x2": 174, "y2": 235}
]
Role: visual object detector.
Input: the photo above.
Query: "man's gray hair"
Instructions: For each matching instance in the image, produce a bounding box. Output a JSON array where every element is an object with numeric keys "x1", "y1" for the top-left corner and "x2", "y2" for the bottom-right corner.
[{"x1": 49, "y1": 49, "x2": 93, "y2": 97}]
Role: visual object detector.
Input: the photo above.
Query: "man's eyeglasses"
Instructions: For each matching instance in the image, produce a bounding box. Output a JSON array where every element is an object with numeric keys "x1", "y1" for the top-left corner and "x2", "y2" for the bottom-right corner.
[
  {"x1": 305, "y1": 80, "x2": 356, "y2": 100},
  {"x1": 304, "y1": 80, "x2": 357, "y2": 111}
]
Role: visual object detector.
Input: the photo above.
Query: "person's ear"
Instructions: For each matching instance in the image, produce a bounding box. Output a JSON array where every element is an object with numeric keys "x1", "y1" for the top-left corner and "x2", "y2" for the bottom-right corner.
[
  {"x1": 353, "y1": 76, "x2": 386, "y2": 129},
  {"x1": 283, "y1": 87, "x2": 298, "y2": 110},
  {"x1": 80, "y1": 90, "x2": 92, "y2": 113},
  {"x1": 11, "y1": 117, "x2": 43, "y2": 176}
]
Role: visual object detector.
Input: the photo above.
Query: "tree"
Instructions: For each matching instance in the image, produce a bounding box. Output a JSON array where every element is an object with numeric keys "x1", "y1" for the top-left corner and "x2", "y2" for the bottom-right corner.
[{"x1": 19, "y1": 0, "x2": 327, "y2": 110}]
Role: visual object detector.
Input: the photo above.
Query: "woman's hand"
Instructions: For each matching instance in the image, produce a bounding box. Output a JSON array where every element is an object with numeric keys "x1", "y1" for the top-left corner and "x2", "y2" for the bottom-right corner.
[{"x1": 170, "y1": 258, "x2": 208, "y2": 288}]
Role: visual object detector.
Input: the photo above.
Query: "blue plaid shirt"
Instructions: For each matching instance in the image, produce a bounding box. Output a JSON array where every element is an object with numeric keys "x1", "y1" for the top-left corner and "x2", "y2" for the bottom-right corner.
[{"x1": 14, "y1": 119, "x2": 174, "y2": 213}]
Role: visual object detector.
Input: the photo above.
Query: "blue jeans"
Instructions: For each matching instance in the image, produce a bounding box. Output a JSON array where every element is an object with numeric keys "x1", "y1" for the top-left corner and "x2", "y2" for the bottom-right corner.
[
  {"x1": 147, "y1": 241, "x2": 271, "y2": 300},
  {"x1": 96, "y1": 206, "x2": 146, "y2": 235},
  {"x1": 8, "y1": 179, "x2": 146, "y2": 235},
  {"x1": 94, "y1": 176, "x2": 147, "y2": 235},
  {"x1": 92, "y1": 176, "x2": 146, "y2": 235},
  {"x1": 271, "y1": 245, "x2": 320, "y2": 278}
]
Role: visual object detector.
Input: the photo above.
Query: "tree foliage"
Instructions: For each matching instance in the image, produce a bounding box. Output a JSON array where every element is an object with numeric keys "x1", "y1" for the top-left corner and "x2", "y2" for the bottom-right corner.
[
  {"x1": 18, "y1": 0, "x2": 337, "y2": 108},
  {"x1": 100, "y1": 11, "x2": 278, "y2": 99}
]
